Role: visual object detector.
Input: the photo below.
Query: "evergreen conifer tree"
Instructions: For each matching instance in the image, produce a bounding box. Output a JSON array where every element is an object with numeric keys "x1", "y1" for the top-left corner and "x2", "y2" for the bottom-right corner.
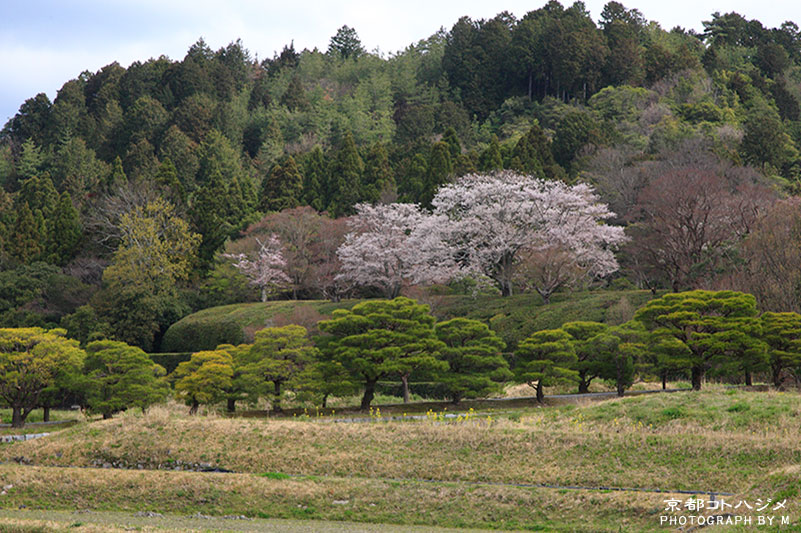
[
  {"x1": 301, "y1": 146, "x2": 326, "y2": 211},
  {"x1": 9, "y1": 202, "x2": 42, "y2": 263},
  {"x1": 479, "y1": 134, "x2": 503, "y2": 172},
  {"x1": 327, "y1": 131, "x2": 363, "y2": 216},
  {"x1": 108, "y1": 155, "x2": 128, "y2": 190},
  {"x1": 46, "y1": 192, "x2": 82, "y2": 265},
  {"x1": 362, "y1": 143, "x2": 395, "y2": 203},
  {"x1": 423, "y1": 141, "x2": 453, "y2": 206},
  {"x1": 260, "y1": 156, "x2": 303, "y2": 212}
]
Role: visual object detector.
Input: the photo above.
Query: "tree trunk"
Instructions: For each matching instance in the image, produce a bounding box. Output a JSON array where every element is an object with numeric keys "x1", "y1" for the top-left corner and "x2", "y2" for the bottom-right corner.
[
  {"x1": 387, "y1": 284, "x2": 402, "y2": 299},
  {"x1": 662, "y1": 373, "x2": 667, "y2": 390},
  {"x1": 361, "y1": 379, "x2": 377, "y2": 410},
  {"x1": 189, "y1": 399, "x2": 199, "y2": 416},
  {"x1": 322, "y1": 393, "x2": 329, "y2": 409},
  {"x1": 43, "y1": 405, "x2": 51, "y2": 423},
  {"x1": 500, "y1": 281, "x2": 512, "y2": 297},
  {"x1": 11, "y1": 406, "x2": 24, "y2": 428},
  {"x1": 536, "y1": 287, "x2": 552, "y2": 305},
  {"x1": 227, "y1": 398, "x2": 236, "y2": 413},
  {"x1": 273, "y1": 380, "x2": 282, "y2": 412},
  {"x1": 617, "y1": 380, "x2": 625, "y2": 397},
  {"x1": 691, "y1": 366, "x2": 703, "y2": 391},
  {"x1": 773, "y1": 364, "x2": 782, "y2": 388},
  {"x1": 578, "y1": 372, "x2": 590, "y2": 394},
  {"x1": 745, "y1": 370, "x2": 752, "y2": 386},
  {"x1": 528, "y1": 70, "x2": 533, "y2": 101},
  {"x1": 401, "y1": 374, "x2": 410, "y2": 404},
  {"x1": 536, "y1": 380, "x2": 544, "y2": 403}
]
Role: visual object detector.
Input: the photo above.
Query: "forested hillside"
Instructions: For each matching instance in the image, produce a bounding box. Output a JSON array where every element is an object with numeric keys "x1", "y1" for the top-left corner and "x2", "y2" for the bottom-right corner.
[{"x1": 2, "y1": 1, "x2": 801, "y2": 351}]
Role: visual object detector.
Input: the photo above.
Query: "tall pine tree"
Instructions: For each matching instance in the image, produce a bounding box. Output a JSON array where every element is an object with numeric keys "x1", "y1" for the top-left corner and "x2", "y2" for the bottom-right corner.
[
  {"x1": 442, "y1": 127, "x2": 462, "y2": 161},
  {"x1": 46, "y1": 192, "x2": 82, "y2": 265},
  {"x1": 301, "y1": 146, "x2": 326, "y2": 211},
  {"x1": 362, "y1": 143, "x2": 395, "y2": 203},
  {"x1": 191, "y1": 170, "x2": 231, "y2": 267},
  {"x1": 17, "y1": 174, "x2": 58, "y2": 220},
  {"x1": 260, "y1": 156, "x2": 303, "y2": 212},
  {"x1": 155, "y1": 158, "x2": 185, "y2": 203},
  {"x1": 9, "y1": 202, "x2": 42, "y2": 263},
  {"x1": 511, "y1": 122, "x2": 563, "y2": 179},
  {"x1": 478, "y1": 134, "x2": 504, "y2": 172},
  {"x1": 423, "y1": 141, "x2": 453, "y2": 206},
  {"x1": 398, "y1": 153, "x2": 428, "y2": 203},
  {"x1": 327, "y1": 131, "x2": 363, "y2": 217},
  {"x1": 107, "y1": 155, "x2": 128, "y2": 190}
]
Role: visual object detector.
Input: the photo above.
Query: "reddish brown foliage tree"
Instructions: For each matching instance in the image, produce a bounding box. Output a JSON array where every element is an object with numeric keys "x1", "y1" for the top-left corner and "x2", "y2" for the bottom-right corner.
[
  {"x1": 624, "y1": 167, "x2": 773, "y2": 292},
  {"x1": 731, "y1": 197, "x2": 801, "y2": 313},
  {"x1": 226, "y1": 207, "x2": 350, "y2": 300}
]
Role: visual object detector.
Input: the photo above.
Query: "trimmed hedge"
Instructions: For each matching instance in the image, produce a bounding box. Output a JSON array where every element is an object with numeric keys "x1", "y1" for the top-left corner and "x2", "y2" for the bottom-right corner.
[
  {"x1": 161, "y1": 300, "x2": 356, "y2": 353},
  {"x1": 148, "y1": 352, "x2": 193, "y2": 374},
  {"x1": 162, "y1": 290, "x2": 658, "y2": 354},
  {"x1": 160, "y1": 316, "x2": 245, "y2": 353}
]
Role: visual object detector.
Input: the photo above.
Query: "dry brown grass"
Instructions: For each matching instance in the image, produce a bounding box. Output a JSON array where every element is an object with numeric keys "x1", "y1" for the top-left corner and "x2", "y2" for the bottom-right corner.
[
  {"x1": 1, "y1": 389, "x2": 800, "y2": 531},
  {"x1": 0, "y1": 516, "x2": 184, "y2": 532},
  {"x1": 0, "y1": 465, "x2": 757, "y2": 532},
  {"x1": 1, "y1": 391, "x2": 798, "y2": 496}
]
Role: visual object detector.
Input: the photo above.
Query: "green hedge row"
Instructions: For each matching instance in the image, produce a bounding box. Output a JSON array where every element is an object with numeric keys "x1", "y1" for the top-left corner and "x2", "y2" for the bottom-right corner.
[
  {"x1": 160, "y1": 317, "x2": 245, "y2": 353},
  {"x1": 148, "y1": 352, "x2": 192, "y2": 374}
]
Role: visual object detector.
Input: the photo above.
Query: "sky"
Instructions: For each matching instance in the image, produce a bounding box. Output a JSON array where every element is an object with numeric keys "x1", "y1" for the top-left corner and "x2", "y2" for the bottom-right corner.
[{"x1": 2, "y1": 0, "x2": 801, "y2": 126}]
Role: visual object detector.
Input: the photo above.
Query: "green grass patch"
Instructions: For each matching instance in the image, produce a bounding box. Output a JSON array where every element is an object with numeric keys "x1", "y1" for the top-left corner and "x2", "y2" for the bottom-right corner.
[{"x1": 260, "y1": 471, "x2": 292, "y2": 480}]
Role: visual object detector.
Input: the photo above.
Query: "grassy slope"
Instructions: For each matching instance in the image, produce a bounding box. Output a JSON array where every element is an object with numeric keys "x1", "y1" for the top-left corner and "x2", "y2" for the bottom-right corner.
[
  {"x1": 163, "y1": 289, "x2": 655, "y2": 351},
  {"x1": 1, "y1": 388, "x2": 799, "y2": 531}
]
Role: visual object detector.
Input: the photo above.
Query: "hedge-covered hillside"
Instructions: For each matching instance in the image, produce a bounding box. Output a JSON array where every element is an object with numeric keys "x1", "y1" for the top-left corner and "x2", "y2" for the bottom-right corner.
[
  {"x1": 161, "y1": 290, "x2": 655, "y2": 352},
  {"x1": 161, "y1": 300, "x2": 355, "y2": 351}
]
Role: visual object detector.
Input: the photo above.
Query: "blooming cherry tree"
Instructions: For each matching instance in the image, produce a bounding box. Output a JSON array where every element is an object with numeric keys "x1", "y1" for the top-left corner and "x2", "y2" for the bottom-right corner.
[
  {"x1": 336, "y1": 203, "x2": 456, "y2": 298},
  {"x1": 432, "y1": 171, "x2": 627, "y2": 300},
  {"x1": 223, "y1": 234, "x2": 291, "y2": 301}
]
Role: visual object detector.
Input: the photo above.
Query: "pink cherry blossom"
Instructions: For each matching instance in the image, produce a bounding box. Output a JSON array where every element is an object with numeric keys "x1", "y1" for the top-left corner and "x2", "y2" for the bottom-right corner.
[{"x1": 223, "y1": 233, "x2": 291, "y2": 301}]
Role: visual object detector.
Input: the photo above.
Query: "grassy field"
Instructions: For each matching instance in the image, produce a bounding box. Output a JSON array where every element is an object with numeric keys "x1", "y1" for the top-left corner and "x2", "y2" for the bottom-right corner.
[
  {"x1": 161, "y1": 289, "x2": 656, "y2": 352},
  {"x1": 0, "y1": 509, "x2": 516, "y2": 532},
  {"x1": 0, "y1": 387, "x2": 798, "y2": 531}
]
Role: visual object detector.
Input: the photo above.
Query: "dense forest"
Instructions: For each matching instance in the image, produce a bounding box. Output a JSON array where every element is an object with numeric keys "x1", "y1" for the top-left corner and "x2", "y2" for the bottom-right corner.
[{"x1": 2, "y1": 1, "x2": 801, "y2": 351}]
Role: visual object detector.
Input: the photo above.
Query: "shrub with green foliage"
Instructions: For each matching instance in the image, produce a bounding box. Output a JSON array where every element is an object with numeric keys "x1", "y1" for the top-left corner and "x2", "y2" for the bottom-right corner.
[
  {"x1": 761, "y1": 312, "x2": 801, "y2": 387},
  {"x1": 634, "y1": 290, "x2": 766, "y2": 390},
  {"x1": 161, "y1": 316, "x2": 245, "y2": 352},
  {"x1": 318, "y1": 297, "x2": 447, "y2": 409},
  {"x1": 172, "y1": 350, "x2": 234, "y2": 415},
  {"x1": 238, "y1": 325, "x2": 318, "y2": 412},
  {"x1": 434, "y1": 318, "x2": 511, "y2": 403},
  {"x1": 83, "y1": 340, "x2": 169, "y2": 419},
  {"x1": 0, "y1": 327, "x2": 84, "y2": 427},
  {"x1": 515, "y1": 329, "x2": 578, "y2": 402},
  {"x1": 561, "y1": 321, "x2": 609, "y2": 393}
]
